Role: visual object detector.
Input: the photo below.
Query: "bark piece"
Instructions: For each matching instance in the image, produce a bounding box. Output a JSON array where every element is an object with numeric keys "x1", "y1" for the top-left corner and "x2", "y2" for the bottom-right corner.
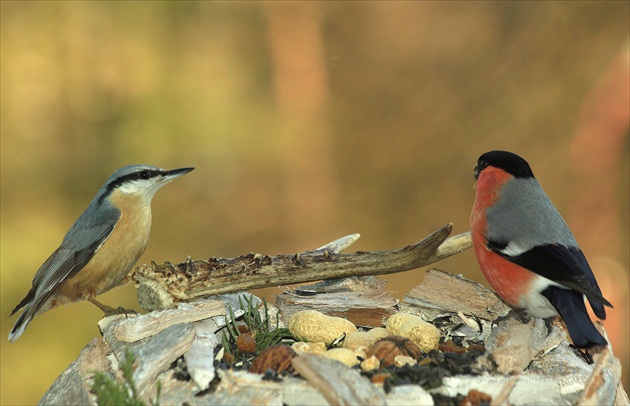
[
  {"x1": 292, "y1": 353, "x2": 386, "y2": 405},
  {"x1": 491, "y1": 374, "x2": 519, "y2": 405},
  {"x1": 111, "y1": 299, "x2": 226, "y2": 342},
  {"x1": 386, "y1": 385, "x2": 434, "y2": 405},
  {"x1": 401, "y1": 268, "x2": 510, "y2": 321},
  {"x1": 39, "y1": 338, "x2": 111, "y2": 406},
  {"x1": 277, "y1": 276, "x2": 398, "y2": 327},
  {"x1": 99, "y1": 315, "x2": 196, "y2": 396},
  {"x1": 184, "y1": 319, "x2": 220, "y2": 391},
  {"x1": 40, "y1": 243, "x2": 628, "y2": 406},
  {"x1": 579, "y1": 324, "x2": 623, "y2": 406},
  {"x1": 480, "y1": 312, "x2": 565, "y2": 374},
  {"x1": 437, "y1": 374, "x2": 589, "y2": 405},
  {"x1": 204, "y1": 369, "x2": 282, "y2": 405}
]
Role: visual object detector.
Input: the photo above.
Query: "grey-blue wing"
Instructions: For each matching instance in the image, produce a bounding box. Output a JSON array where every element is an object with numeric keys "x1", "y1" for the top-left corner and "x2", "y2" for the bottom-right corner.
[{"x1": 11, "y1": 206, "x2": 120, "y2": 316}]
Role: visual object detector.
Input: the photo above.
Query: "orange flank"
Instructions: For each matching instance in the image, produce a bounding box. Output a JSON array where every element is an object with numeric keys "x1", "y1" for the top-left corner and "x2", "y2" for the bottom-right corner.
[
  {"x1": 471, "y1": 231, "x2": 536, "y2": 306},
  {"x1": 43, "y1": 190, "x2": 152, "y2": 312},
  {"x1": 471, "y1": 166, "x2": 536, "y2": 306}
]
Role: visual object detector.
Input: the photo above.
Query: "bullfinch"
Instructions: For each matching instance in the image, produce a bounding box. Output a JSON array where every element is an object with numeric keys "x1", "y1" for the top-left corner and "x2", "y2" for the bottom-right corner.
[{"x1": 470, "y1": 150, "x2": 612, "y2": 348}]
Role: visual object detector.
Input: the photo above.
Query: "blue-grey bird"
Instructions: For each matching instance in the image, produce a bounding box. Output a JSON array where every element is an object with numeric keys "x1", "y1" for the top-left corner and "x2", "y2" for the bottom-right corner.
[
  {"x1": 471, "y1": 151, "x2": 611, "y2": 348},
  {"x1": 9, "y1": 164, "x2": 194, "y2": 342}
]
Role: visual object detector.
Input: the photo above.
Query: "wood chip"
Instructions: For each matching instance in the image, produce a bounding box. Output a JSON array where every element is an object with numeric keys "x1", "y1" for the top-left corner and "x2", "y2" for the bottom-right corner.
[
  {"x1": 184, "y1": 319, "x2": 220, "y2": 391},
  {"x1": 39, "y1": 338, "x2": 111, "y2": 405},
  {"x1": 578, "y1": 324, "x2": 623, "y2": 405},
  {"x1": 481, "y1": 313, "x2": 565, "y2": 374},
  {"x1": 401, "y1": 268, "x2": 510, "y2": 320},
  {"x1": 292, "y1": 353, "x2": 386, "y2": 405},
  {"x1": 108, "y1": 299, "x2": 226, "y2": 342},
  {"x1": 278, "y1": 276, "x2": 398, "y2": 327}
]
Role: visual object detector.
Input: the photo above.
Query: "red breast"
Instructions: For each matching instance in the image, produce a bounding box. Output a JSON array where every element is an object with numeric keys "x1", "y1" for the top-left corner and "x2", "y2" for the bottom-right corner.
[{"x1": 471, "y1": 166, "x2": 537, "y2": 306}]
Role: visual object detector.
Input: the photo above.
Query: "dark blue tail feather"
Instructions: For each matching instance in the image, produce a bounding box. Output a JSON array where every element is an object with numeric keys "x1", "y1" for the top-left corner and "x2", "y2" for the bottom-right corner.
[{"x1": 541, "y1": 286, "x2": 607, "y2": 348}]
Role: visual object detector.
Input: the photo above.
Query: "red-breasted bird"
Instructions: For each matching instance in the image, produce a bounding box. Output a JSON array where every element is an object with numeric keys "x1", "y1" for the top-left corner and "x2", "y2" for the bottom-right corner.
[
  {"x1": 9, "y1": 165, "x2": 194, "y2": 342},
  {"x1": 470, "y1": 150, "x2": 612, "y2": 348}
]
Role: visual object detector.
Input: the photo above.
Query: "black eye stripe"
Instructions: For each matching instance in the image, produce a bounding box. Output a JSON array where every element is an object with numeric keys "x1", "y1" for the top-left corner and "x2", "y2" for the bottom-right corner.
[
  {"x1": 125, "y1": 169, "x2": 161, "y2": 182},
  {"x1": 104, "y1": 169, "x2": 163, "y2": 193}
]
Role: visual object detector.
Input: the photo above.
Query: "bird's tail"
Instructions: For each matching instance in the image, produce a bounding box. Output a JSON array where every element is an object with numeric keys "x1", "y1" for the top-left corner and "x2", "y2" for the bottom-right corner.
[
  {"x1": 8, "y1": 308, "x2": 34, "y2": 342},
  {"x1": 542, "y1": 286, "x2": 607, "y2": 348}
]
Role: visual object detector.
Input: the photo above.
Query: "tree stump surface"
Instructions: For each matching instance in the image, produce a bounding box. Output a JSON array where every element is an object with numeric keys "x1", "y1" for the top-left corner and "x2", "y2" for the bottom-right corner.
[{"x1": 39, "y1": 225, "x2": 627, "y2": 405}]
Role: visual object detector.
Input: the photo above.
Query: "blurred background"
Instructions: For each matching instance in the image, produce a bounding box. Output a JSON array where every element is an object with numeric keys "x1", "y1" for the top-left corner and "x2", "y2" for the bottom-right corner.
[{"x1": 1, "y1": 2, "x2": 628, "y2": 404}]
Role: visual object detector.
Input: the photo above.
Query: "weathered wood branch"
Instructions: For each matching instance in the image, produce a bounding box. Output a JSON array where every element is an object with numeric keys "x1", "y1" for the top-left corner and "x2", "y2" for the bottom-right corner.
[{"x1": 133, "y1": 223, "x2": 473, "y2": 311}]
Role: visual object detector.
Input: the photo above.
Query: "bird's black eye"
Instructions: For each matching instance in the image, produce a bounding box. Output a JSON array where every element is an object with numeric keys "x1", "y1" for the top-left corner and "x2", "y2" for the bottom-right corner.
[
  {"x1": 139, "y1": 170, "x2": 151, "y2": 180},
  {"x1": 474, "y1": 160, "x2": 487, "y2": 180}
]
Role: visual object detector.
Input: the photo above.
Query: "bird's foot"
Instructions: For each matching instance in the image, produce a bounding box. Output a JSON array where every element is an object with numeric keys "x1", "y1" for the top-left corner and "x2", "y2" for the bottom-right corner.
[
  {"x1": 495, "y1": 308, "x2": 531, "y2": 325},
  {"x1": 543, "y1": 316, "x2": 556, "y2": 336},
  {"x1": 570, "y1": 345, "x2": 595, "y2": 364},
  {"x1": 106, "y1": 306, "x2": 138, "y2": 317},
  {"x1": 88, "y1": 297, "x2": 137, "y2": 317},
  {"x1": 512, "y1": 308, "x2": 532, "y2": 324}
]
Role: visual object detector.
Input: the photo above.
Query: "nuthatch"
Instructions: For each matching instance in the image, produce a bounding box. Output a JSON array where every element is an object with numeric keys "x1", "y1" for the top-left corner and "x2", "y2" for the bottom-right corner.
[{"x1": 9, "y1": 164, "x2": 194, "y2": 342}]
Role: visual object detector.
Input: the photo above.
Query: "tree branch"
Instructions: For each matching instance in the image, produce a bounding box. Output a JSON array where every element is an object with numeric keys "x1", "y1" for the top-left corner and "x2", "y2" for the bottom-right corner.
[{"x1": 133, "y1": 224, "x2": 472, "y2": 310}]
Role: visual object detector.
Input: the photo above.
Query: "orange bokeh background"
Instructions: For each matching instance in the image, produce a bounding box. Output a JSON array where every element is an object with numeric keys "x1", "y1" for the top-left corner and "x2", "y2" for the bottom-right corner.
[{"x1": 1, "y1": 2, "x2": 628, "y2": 404}]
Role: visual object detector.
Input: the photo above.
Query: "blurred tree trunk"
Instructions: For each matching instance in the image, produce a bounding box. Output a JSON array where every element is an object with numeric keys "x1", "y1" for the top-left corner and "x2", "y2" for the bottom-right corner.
[
  {"x1": 265, "y1": 3, "x2": 338, "y2": 248},
  {"x1": 568, "y1": 47, "x2": 630, "y2": 389}
]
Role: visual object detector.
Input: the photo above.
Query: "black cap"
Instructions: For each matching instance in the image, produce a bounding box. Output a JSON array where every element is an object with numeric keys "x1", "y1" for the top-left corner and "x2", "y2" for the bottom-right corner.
[{"x1": 475, "y1": 150, "x2": 535, "y2": 179}]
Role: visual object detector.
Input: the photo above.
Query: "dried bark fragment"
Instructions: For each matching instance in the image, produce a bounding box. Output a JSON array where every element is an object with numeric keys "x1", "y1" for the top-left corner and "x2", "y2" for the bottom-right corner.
[
  {"x1": 184, "y1": 319, "x2": 220, "y2": 391},
  {"x1": 39, "y1": 338, "x2": 111, "y2": 405},
  {"x1": 278, "y1": 276, "x2": 398, "y2": 327},
  {"x1": 479, "y1": 312, "x2": 565, "y2": 374},
  {"x1": 292, "y1": 354, "x2": 387, "y2": 405},
  {"x1": 111, "y1": 299, "x2": 226, "y2": 342},
  {"x1": 401, "y1": 269, "x2": 510, "y2": 321}
]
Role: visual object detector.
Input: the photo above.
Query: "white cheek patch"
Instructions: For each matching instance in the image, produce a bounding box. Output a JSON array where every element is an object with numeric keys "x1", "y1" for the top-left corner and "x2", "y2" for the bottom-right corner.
[
  {"x1": 118, "y1": 181, "x2": 145, "y2": 194},
  {"x1": 118, "y1": 180, "x2": 163, "y2": 198}
]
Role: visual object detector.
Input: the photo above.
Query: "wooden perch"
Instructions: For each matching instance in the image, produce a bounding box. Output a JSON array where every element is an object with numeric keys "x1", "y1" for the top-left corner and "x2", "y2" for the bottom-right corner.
[{"x1": 133, "y1": 223, "x2": 472, "y2": 310}]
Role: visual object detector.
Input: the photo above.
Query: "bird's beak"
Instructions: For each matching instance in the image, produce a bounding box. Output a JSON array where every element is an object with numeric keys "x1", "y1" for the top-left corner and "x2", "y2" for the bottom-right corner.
[{"x1": 165, "y1": 167, "x2": 195, "y2": 180}]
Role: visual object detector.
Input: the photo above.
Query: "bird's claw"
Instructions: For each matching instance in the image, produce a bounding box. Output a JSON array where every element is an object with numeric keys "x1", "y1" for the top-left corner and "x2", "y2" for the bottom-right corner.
[
  {"x1": 515, "y1": 309, "x2": 532, "y2": 324},
  {"x1": 87, "y1": 297, "x2": 137, "y2": 318},
  {"x1": 106, "y1": 306, "x2": 138, "y2": 318}
]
